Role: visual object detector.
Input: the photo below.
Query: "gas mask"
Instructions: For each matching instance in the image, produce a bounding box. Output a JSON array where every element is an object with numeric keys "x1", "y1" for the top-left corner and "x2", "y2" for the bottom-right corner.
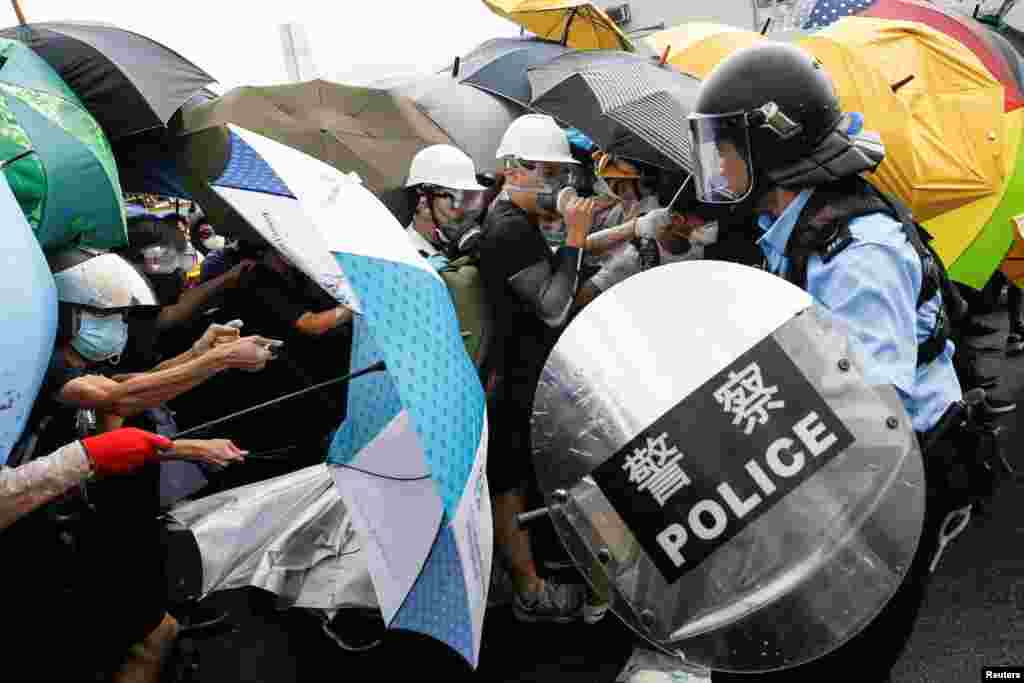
[
  {"x1": 435, "y1": 211, "x2": 484, "y2": 256},
  {"x1": 422, "y1": 187, "x2": 485, "y2": 257},
  {"x1": 503, "y1": 161, "x2": 584, "y2": 216}
]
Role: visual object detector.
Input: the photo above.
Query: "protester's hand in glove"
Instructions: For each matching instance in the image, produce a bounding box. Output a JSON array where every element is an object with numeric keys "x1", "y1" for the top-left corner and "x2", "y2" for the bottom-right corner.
[
  {"x1": 168, "y1": 439, "x2": 247, "y2": 469},
  {"x1": 634, "y1": 208, "x2": 673, "y2": 240},
  {"x1": 589, "y1": 243, "x2": 642, "y2": 293},
  {"x1": 81, "y1": 428, "x2": 173, "y2": 477},
  {"x1": 215, "y1": 336, "x2": 283, "y2": 372},
  {"x1": 193, "y1": 319, "x2": 244, "y2": 356}
]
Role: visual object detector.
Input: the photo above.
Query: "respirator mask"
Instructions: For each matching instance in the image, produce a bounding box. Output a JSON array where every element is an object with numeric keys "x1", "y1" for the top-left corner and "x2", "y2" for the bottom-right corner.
[{"x1": 422, "y1": 186, "x2": 485, "y2": 257}]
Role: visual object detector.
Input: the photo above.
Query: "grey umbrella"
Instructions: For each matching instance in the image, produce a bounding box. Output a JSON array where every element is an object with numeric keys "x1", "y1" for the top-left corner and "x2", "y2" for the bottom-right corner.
[
  {"x1": 0, "y1": 21, "x2": 216, "y2": 141},
  {"x1": 452, "y1": 36, "x2": 573, "y2": 107},
  {"x1": 527, "y1": 50, "x2": 699, "y2": 172},
  {"x1": 393, "y1": 73, "x2": 526, "y2": 177}
]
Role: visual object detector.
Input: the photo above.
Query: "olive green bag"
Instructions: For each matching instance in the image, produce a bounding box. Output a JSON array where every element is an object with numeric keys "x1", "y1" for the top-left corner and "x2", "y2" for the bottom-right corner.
[{"x1": 437, "y1": 254, "x2": 494, "y2": 373}]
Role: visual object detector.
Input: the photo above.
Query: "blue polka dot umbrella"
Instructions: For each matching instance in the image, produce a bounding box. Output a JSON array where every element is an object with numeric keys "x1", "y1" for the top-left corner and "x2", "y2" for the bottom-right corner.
[{"x1": 205, "y1": 125, "x2": 491, "y2": 668}]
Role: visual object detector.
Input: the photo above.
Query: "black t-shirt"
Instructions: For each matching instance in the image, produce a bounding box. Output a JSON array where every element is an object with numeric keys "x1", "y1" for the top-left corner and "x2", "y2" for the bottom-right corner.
[
  {"x1": 5, "y1": 351, "x2": 165, "y2": 671},
  {"x1": 478, "y1": 200, "x2": 562, "y2": 390},
  {"x1": 167, "y1": 263, "x2": 352, "y2": 461},
  {"x1": 29, "y1": 350, "x2": 92, "y2": 459},
  {"x1": 230, "y1": 263, "x2": 310, "y2": 338}
]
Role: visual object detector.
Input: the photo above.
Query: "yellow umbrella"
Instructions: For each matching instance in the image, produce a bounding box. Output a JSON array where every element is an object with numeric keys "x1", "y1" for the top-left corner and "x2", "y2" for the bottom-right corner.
[
  {"x1": 647, "y1": 19, "x2": 1012, "y2": 276},
  {"x1": 926, "y1": 107, "x2": 1022, "y2": 273},
  {"x1": 481, "y1": 0, "x2": 632, "y2": 51},
  {"x1": 644, "y1": 22, "x2": 765, "y2": 78},
  {"x1": 799, "y1": 17, "x2": 1006, "y2": 222}
]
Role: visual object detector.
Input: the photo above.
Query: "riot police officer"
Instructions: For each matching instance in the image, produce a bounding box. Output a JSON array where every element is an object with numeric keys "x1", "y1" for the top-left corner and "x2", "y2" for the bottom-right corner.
[{"x1": 686, "y1": 42, "x2": 966, "y2": 682}]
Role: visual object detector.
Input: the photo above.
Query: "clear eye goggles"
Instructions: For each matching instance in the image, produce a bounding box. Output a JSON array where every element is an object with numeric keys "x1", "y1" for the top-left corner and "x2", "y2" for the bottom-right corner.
[
  {"x1": 423, "y1": 186, "x2": 482, "y2": 210},
  {"x1": 504, "y1": 158, "x2": 573, "y2": 182}
]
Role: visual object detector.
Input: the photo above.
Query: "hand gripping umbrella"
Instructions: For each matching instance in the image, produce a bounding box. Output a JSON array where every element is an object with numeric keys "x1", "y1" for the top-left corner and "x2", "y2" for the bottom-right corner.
[{"x1": 530, "y1": 260, "x2": 926, "y2": 673}]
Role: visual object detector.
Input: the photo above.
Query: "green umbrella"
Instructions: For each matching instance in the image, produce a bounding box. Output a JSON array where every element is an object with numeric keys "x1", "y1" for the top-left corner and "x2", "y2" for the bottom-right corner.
[{"x1": 0, "y1": 37, "x2": 125, "y2": 250}]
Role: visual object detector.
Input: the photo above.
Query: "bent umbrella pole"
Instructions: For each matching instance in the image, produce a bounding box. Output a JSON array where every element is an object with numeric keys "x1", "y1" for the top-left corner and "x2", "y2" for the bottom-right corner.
[{"x1": 173, "y1": 360, "x2": 386, "y2": 439}]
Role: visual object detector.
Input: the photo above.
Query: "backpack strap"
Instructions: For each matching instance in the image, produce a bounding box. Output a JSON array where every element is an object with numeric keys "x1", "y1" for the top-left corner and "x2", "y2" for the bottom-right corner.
[
  {"x1": 784, "y1": 176, "x2": 956, "y2": 367},
  {"x1": 784, "y1": 176, "x2": 886, "y2": 289}
]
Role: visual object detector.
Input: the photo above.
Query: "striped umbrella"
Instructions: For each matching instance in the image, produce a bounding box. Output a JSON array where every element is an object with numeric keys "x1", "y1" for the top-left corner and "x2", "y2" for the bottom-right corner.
[{"x1": 527, "y1": 49, "x2": 700, "y2": 172}]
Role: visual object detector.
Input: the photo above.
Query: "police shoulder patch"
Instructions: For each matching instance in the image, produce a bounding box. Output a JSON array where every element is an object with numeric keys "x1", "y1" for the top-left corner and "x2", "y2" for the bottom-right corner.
[{"x1": 819, "y1": 222, "x2": 854, "y2": 264}]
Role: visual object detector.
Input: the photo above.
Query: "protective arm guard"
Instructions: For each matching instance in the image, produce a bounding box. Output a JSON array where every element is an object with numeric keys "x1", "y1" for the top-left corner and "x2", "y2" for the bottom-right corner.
[
  {"x1": 509, "y1": 246, "x2": 583, "y2": 328},
  {"x1": 0, "y1": 441, "x2": 92, "y2": 531}
]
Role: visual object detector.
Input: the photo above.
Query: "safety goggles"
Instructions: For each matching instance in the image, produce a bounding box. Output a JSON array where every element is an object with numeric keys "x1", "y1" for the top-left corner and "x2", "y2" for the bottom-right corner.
[{"x1": 422, "y1": 185, "x2": 479, "y2": 210}]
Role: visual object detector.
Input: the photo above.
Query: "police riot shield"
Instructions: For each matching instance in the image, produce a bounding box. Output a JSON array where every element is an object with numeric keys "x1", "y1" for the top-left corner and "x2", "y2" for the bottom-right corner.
[{"x1": 531, "y1": 261, "x2": 925, "y2": 673}]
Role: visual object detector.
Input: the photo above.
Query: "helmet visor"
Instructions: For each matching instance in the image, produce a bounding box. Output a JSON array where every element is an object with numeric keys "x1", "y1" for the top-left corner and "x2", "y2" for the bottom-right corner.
[{"x1": 688, "y1": 113, "x2": 754, "y2": 204}]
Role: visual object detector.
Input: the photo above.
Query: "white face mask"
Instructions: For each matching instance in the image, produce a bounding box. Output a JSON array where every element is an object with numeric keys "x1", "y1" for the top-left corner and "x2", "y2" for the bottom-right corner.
[
  {"x1": 71, "y1": 311, "x2": 128, "y2": 364},
  {"x1": 202, "y1": 235, "x2": 226, "y2": 251}
]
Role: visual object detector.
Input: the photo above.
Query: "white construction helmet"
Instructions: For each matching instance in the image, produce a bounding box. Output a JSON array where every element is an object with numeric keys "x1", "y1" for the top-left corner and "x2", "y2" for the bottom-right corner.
[
  {"x1": 495, "y1": 114, "x2": 579, "y2": 165},
  {"x1": 406, "y1": 144, "x2": 486, "y2": 190},
  {"x1": 49, "y1": 248, "x2": 158, "y2": 312}
]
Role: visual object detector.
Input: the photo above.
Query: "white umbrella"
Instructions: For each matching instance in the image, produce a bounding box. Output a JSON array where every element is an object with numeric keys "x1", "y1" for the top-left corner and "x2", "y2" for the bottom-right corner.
[{"x1": 201, "y1": 125, "x2": 491, "y2": 667}]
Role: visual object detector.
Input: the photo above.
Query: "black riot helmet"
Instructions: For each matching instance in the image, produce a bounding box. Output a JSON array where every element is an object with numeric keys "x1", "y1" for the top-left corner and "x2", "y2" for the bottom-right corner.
[{"x1": 688, "y1": 42, "x2": 884, "y2": 205}]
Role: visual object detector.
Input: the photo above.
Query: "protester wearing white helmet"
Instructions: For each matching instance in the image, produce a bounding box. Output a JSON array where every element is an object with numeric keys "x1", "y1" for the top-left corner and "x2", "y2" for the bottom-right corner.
[
  {"x1": 9, "y1": 247, "x2": 282, "y2": 682},
  {"x1": 477, "y1": 114, "x2": 601, "y2": 625},
  {"x1": 406, "y1": 144, "x2": 488, "y2": 260}
]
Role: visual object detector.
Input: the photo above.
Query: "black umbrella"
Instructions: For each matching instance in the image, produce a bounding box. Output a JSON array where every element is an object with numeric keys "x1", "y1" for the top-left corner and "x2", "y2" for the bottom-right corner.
[
  {"x1": 527, "y1": 50, "x2": 699, "y2": 172},
  {"x1": 393, "y1": 73, "x2": 526, "y2": 176},
  {"x1": 0, "y1": 22, "x2": 216, "y2": 141},
  {"x1": 453, "y1": 36, "x2": 572, "y2": 107}
]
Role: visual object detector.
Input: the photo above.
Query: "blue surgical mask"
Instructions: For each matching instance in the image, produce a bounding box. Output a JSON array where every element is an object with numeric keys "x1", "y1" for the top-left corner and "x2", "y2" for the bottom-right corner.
[{"x1": 72, "y1": 311, "x2": 128, "y2": 365}]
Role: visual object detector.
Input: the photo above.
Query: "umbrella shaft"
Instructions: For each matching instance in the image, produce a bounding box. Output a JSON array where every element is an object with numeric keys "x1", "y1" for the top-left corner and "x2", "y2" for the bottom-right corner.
[
  {"x1": 11, "y1": 0, "x2": 26, "y2": 25},
  {"x1": 173, "y1": 360, "x2": 386, "y2": 439}
]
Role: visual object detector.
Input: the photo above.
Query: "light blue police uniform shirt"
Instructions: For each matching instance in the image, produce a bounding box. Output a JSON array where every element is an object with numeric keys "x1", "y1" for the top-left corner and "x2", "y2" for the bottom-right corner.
[{"x1": 757, "y1": 188, "x2": 962, "y2": 433}]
